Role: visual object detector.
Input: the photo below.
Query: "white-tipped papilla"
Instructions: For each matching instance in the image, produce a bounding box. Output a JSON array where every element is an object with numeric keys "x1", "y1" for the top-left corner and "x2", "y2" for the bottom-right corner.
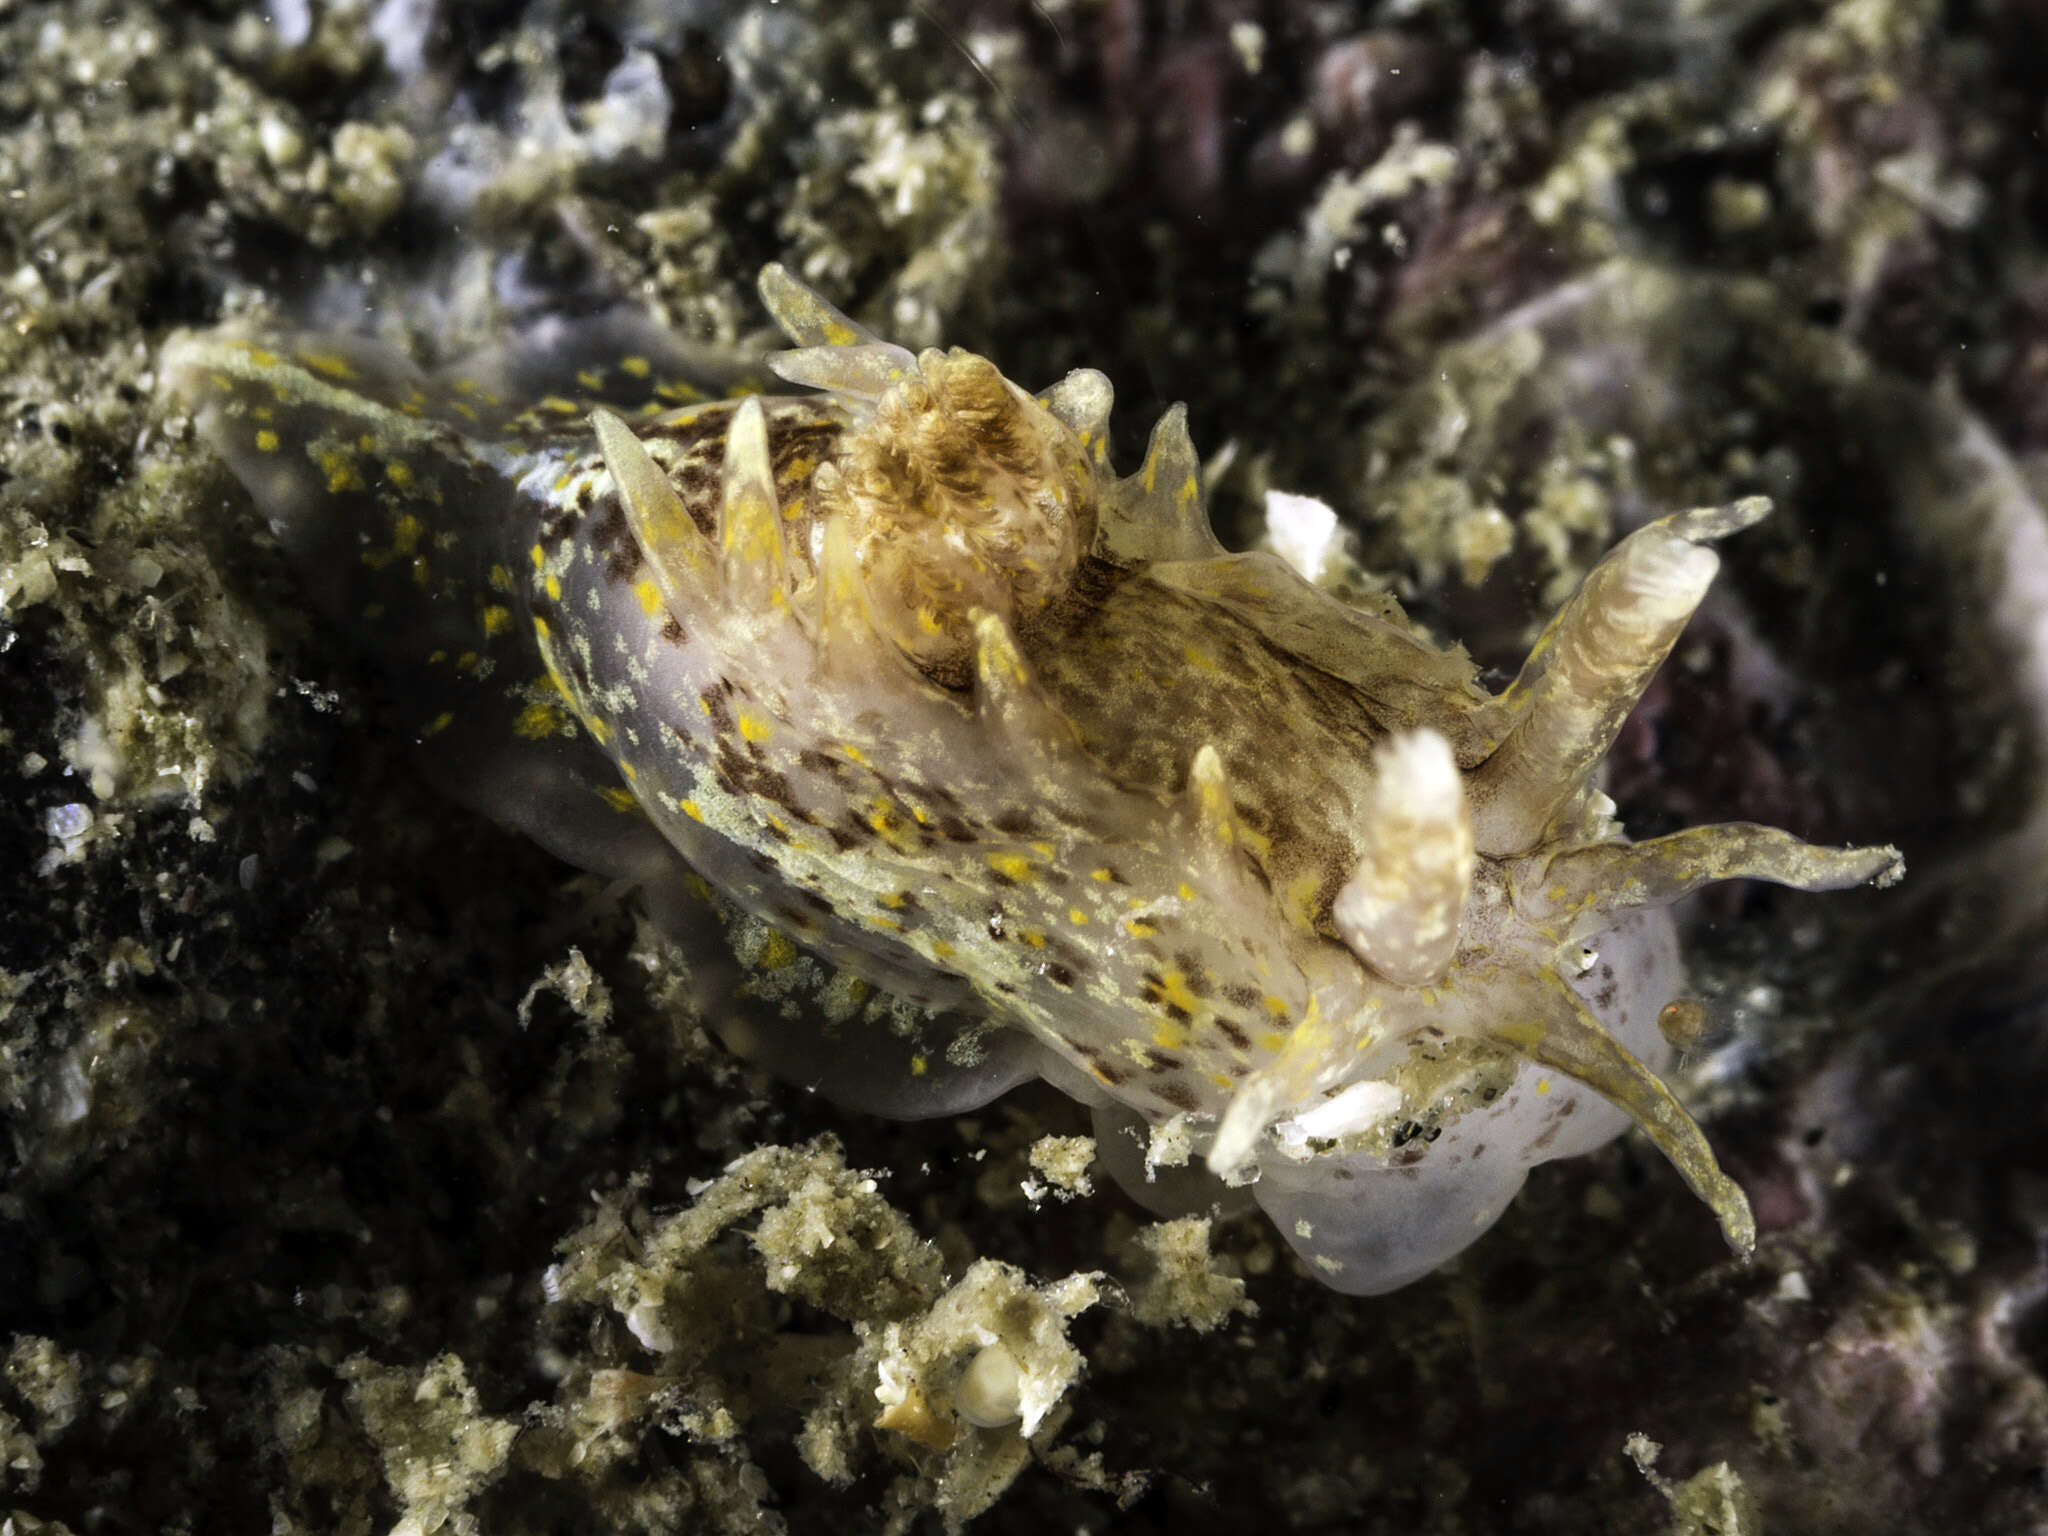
[{"x1": 1333, "y1": 728, "x2": 1476, "y2": 987}]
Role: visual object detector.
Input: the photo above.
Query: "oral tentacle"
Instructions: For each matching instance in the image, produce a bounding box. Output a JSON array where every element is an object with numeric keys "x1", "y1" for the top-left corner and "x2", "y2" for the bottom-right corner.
[
  {"x1": 1485, "y1": 970, "x2": 1757, "y2": 1258},
  {"x1": 1526, "y1": 824, "x2": 1905, "y2": 938},
  {"x1": 757, "y1": 261, "x2": 886, "y2": 349},
  {"x1": 1469, "y1": 496, "x2": 1773, "y2": 856}
]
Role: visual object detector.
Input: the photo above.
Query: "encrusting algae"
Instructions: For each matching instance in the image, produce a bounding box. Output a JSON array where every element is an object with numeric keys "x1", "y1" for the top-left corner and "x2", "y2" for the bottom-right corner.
[{"x1": 162, "y1": 264, "x2": 1901, "y2": 1294}]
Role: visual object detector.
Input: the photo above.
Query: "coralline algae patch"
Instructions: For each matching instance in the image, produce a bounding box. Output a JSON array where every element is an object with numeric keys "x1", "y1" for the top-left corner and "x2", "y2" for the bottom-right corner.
[{"x1": 163, "y1": 263, "x2": 1900, "y2": 1296}]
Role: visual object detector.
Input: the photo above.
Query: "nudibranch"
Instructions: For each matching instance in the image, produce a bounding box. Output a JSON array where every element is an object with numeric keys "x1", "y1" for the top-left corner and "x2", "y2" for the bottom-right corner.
[{"x1": 163, "y1": 267, "x2": 1901, "y2": 1294}]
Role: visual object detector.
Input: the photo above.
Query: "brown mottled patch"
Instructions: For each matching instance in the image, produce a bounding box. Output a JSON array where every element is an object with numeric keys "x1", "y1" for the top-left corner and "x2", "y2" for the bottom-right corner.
[
  {"x1": 1215, "y1": 1017, "x2": 1251, "y2": 1050},
  {"x1": 672, "y1": 462, "x2": 720, "y2": 532},
  {"x1": 712, "y1": 739, "x2": 805, "y2": 823},
  {"x1": 534, "y1": 496, "x2": 586, "y2": 548},
  {"x1": 769, "y1": 417, "x2": 842, "y2": 471},
  {"x1": 932, "y1": 812, "x2": 978, "y2": 844},
  {"x1": 1075, "y1": 1044, "x2": 1125, "y2": 1086},
  {"x1": 1156, "y1": 1080, "x2": 1200, "y2": 1112},
  {"x1": 640, "y1": 407, "x2": 733, "y2": 449},
  {"x1": 660, "y1": 614, "x2": 687, "y2": 646},
  {"x1": 798, "y1": 748, "x2": 854, "y2": 780},
  {"x1": 1220, "y1": 982, "x2": 1261, "y2": 1010},
  {"x1": 698, "y1": 683, "x2": 735, "y2": 736},
  {"x1": 588, "y1": 499, "x2": 643, "y2": 584}
]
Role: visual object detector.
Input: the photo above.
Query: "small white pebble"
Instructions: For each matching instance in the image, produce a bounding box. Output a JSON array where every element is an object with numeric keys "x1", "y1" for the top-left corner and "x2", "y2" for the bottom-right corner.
[
  {"x1": 625, "y1": 1300, "x2": 675, "y2": 1354},
  {"x1": 1265, "y1": 490, "x2": 1341, "y2": 583},
  {"x1": 43, "y1": 802, "x2": 93, "y2": 841},
  {"x1": 259, "y1": 113, "x2": 306, "y2": 169},
  {"x1": 955, "y1": 1343, "x2": 1022, "y2": 1429}
]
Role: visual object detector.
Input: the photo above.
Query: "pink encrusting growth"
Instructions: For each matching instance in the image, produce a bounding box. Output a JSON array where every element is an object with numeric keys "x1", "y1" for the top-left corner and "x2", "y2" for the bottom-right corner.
[{"x1": 163, "y1": 264, "x2": 1902, "y2": 1294}]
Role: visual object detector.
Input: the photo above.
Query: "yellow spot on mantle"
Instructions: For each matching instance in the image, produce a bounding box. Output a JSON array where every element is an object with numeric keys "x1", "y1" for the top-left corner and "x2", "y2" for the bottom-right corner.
[
  {"x1": 512, "y1": 700, "x2": 566, "y2": 739},
  {"x1": 737, "y1": 710, "x2": 772, "y2": 744},
  {"x1": 254, "y1": 429, "x2": 279, "y2": 452},
  {"x1": 987, "y1": 851, "x2": 1035, "y2": 884},
  {"x1": 1155, "y1": 969, "x2": 1201, "y2": 1016},
  {"x1": 316, "y1": 448, "x2": 362, "y2": 493},
  {"x1": 296, "y1": 349, "x2": 359, "y2": 382}
]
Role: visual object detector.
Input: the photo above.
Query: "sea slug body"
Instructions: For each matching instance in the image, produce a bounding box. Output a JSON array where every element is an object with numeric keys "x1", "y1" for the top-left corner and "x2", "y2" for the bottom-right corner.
[{"x1": 164, "y1": 268, "x2": 1901, "y2": 1294}]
